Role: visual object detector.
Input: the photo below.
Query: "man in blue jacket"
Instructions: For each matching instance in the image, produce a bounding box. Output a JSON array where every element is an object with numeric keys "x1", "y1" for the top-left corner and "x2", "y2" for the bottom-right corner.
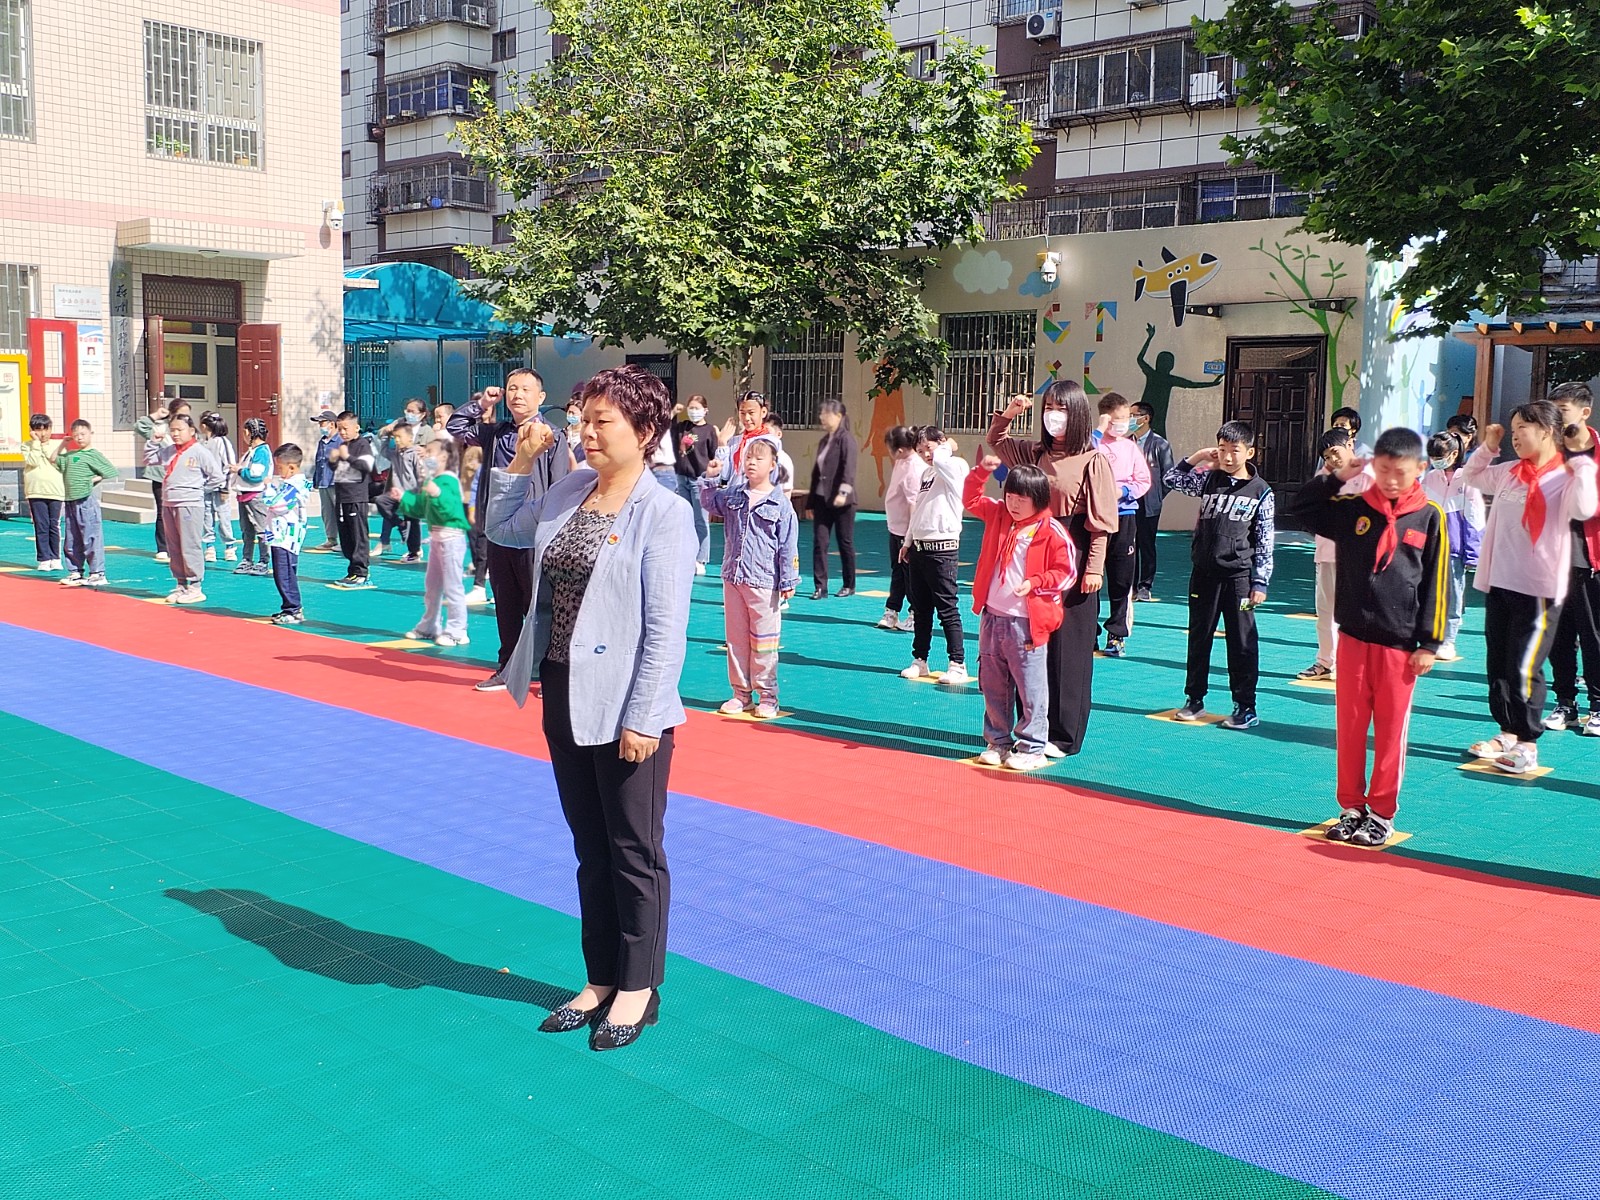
[
  {"x1": 1131, "y1": 399, "x2": 1175, "y2": 602},
  {"x1": 308, "y1": 410, "x2": 342, "y2": 553}
]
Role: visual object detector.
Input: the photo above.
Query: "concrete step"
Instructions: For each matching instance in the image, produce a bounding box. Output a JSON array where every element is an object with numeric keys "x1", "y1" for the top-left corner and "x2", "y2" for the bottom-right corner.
[
  {"x1": 101, "y1": 487, "x2": 156, "y2": 525},
  {"x1": 119, "y1": 478, "x2": 156, "y2": 497}
]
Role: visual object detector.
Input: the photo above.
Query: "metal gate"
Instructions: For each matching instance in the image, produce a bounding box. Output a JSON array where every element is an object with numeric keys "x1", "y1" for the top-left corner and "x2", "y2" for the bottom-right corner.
[{"x1": 344, "y1": 342, "x2": 390, "y2": 427}]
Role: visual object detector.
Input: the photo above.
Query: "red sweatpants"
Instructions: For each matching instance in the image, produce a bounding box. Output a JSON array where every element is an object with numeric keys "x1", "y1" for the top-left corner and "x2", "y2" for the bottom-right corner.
[{"x1": 1336, "y1": 636, "x2": 1418, "y2": 820}]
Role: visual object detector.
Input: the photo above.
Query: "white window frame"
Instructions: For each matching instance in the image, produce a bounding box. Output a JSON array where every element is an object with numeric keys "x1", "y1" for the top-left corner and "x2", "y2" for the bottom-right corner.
[
  {"x1": 0, "y1": 0, "x2": 32, "y2": 141},
  {"x1": 0, "y1": 262, "x2": 38, "y2": 354},
  {"x1": 143, "y1": 21, "x2": 264, "y2": 169}
]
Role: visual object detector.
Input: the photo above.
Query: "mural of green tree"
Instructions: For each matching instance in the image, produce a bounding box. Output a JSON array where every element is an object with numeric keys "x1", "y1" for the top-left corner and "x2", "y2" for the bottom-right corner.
[{"x1": 1251, "y1": 238, "x2": 1359, "y2": 411}]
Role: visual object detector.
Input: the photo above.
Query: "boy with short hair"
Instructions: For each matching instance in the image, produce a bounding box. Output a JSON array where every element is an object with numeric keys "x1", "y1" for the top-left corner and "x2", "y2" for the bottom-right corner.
[
  {"x1": 57, "y1": 419, "x2": 118, "y2": 588},
  {"x1": 259, "y1": 444, "x2": 313, "y2": 625},
  {"x1": 326, "y1": 410, "x2": 375, "y2": 588},
  {"x1": 1545, "y1": 381, "x2": 1600, "y2": 735},
  {"x1": 1164, "y1": 420, "x2": 1276, "y2": 729},
  {"x1": 1331, "y1": 407, "x2": 1374, "y2": 458},
  {"x1": 23, "y1": 413, "x2": 64, "y2": 571},
  {"x1": 1130, "y1": 400, "x2": 1173, "y2": 602},
  {"x1": 144, "y1": 412, "x2": 225, "y2": 604},
  {"x1": 1293, "y1": 428, "x2": 1447, "y2": 847},
  {"x1": 375, "y1": 417, "x2": 423, "y2": 562},
  {"x1": 1298, "y1": 429, "x2": 1372, "y2": 682},
  {"x1": 1093, "y1": 392, "x2": 1151, "y2": 657},
  {"x1": 761, "y1": 414, "x2": 797, "y2": 500}
]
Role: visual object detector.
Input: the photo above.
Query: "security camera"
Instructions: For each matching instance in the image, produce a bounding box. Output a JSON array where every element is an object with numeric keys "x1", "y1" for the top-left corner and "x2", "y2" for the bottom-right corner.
[
  {"x1": 1037, "y1": 250, "x2": 1060, "y2": 285},
  {"x1": 324, "y1": 200, "x2": 345, "y2": 232}
]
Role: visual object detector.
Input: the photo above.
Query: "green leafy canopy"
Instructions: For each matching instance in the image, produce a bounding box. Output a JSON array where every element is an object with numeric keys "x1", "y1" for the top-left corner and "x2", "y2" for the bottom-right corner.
[
  {"x1": 454, "y1": 0, "x2": 1036, "y2": 391},
  {"x1": 1200, "y1": 1, "x2": 1600, "y2": 334}
]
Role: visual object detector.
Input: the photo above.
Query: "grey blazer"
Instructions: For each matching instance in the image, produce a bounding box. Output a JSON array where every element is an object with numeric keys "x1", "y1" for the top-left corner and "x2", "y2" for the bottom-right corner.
[{"x1": 485, "y1": 465, "x2": 696, "y2": 746}]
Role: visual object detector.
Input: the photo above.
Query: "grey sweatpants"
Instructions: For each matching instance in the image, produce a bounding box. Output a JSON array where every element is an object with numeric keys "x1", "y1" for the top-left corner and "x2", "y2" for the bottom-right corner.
[
  {"x1": 318, "y1": 487, "x2": 339, "y2": 547},
  {"x1": 162, "y1": 504, "x2": 206, "y2": 587},
  {"x1": 417, "y1": 528, "x2": 468, "y2": 639}
]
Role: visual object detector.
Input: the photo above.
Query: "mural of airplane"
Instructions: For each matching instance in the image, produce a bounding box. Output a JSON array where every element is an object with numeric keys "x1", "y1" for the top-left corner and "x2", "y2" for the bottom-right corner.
[{"x1": 1133, "y1": 248, "x2": 1221, "y2": 327}]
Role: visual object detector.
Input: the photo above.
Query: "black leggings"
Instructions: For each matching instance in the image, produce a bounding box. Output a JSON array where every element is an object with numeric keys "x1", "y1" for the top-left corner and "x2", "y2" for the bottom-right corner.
[
  {"x1": 907, "y1": 545, "x2": 964, "y2": 665},
  {"x1": 887, "y1": 532, "x2": 909, "y2": 613},
  {"x1": 1550, "y1": 570, "x2": 1600, "y2": 711},
  {"x1": 811, "y1": 502, "x2": 856, "y2": 590}
]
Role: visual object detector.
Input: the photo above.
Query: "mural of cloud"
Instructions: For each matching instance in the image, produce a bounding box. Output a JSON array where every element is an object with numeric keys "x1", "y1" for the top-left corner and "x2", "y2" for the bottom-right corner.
[
  {"x1": 953, "y1": 249, "x2": 1013, "y2": 295},
  {"x1": 1018, "y1": 269, "x2": 1058, "y2": 298}
]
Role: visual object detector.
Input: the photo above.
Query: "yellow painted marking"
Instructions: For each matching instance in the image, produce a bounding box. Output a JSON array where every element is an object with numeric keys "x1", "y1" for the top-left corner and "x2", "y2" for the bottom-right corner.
[
  {"x1": 0, "y1": 565, "x2": 30, "y2": 573},
  {"x1": 1458, "y1": 760, "x2": 1553, "y2": 782},
  {"x1": 1298, "y1": 818, "x2": 1413, "y2": 850},
  {"x1": 858, "y1": 590, "x2": 891, "y2": 598},
  {"x1": 716, "y1": 709, "x2": 791, "y2": 722},
  {"x1": 1145, "y1": 708, "x2": 1226, "y2": 726},
  {"x1": 1285, "y1": 612, "x2": 1318, "y2": 621},
  {"x1": 905, "y1": 673, "x2": 977, "y2": 686},
  {"x1": 368, "y1": 638, "x2": 431, "y2": 649},
  {"x1": 959, "y1": 755, "x2": 1050, "y2": 774},
  {"x1": 1291, "y1": 676, "x2": 1338, "y2": 691}
]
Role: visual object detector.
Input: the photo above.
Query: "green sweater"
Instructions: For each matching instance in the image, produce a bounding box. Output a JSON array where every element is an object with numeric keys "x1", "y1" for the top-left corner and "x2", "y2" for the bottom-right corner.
[
  {"x1": 58, "y1": 446, "x2": 119, "y2": 501},
  {"x1": 398, "y1": 471, "x2": 470, "y2": 531}
]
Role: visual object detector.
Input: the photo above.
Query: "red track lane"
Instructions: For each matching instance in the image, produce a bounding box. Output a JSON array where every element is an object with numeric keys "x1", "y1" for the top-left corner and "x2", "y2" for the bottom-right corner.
[{"x1": 5, "y1": 576, "x2": 1599, "y2": 1033}]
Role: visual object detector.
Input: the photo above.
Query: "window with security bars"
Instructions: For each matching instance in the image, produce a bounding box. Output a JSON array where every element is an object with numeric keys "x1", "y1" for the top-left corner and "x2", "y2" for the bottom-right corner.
[
  {"x1": 938, "y1": 312, "x2": 1035, "y2": 432},
  {"x1": 142, "y1": 276, "x2": 242, "y2": 322},
  {"x1": 1048, "y1": 184, "x2": 1190, "y2": 235},
  {"x1": 1048, "y1": 39, "x2": 1195, "y2": 120},
  {"x1": 1198, "y1": 173, "x2": 1309, "y2": 223},
  {"x1": 143, "y1": 21, "x2": 263, "y2": 168},
  {"x1": 765, "y1": 328, "x2": 845, "y2": 428},
  {"x1": 385, "y1": 66, "x2": 484, "y2": 122},
  {"x1": 0, "y1": 262, "x2": 36, "y2": 353},
  {"x1": 0, "y1": 0, "x2": 31, "y2": 140}
]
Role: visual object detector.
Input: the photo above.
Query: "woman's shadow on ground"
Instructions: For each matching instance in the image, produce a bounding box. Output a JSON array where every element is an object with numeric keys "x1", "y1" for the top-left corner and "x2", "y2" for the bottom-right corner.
[{"x1": 166, "y1": 887, "x2": 567, "y2": 1011}]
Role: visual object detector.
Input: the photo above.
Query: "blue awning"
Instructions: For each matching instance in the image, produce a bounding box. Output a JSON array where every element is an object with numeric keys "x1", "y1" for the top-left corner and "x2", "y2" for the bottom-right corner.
[{"x1": 342, "y1": 262, "x2": 545, "y2": 343}]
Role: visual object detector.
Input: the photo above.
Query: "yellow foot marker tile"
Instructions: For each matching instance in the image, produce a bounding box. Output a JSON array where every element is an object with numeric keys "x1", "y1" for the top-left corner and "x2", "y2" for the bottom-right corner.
[
  {"x1": 959, "y1": 755, "x2": 1051, "y2": 774},
  {"x1": 368, "y1": 638, "x2": 431, "y2": 649},
  {"x1": 1285, "y1": 612, "x2": 1318, "y2": 621},
  {"x1": 1299, "y1": 819, "x2": 1413, "y2": 850},
  {"x1": 0, "y1": 565, "x2": 29, "y2": 573},
  {"x1": 1291, "y1": 676, "x2": 1338, "y2": 691},
  {"x1": 905, "y1": 673, "x2": 977, "y2": 686},
  {"x1": 1145, "y1": 708, "x2": 1226, "y2": 726},
  {"x1": 858, "y1": 590, "x2": 891, "y2": 599},
  {"x1": 716, "y1": 709, "x2": 791, "y2": 722},
  {"x1": 1458, "y1": 760, "x2": 1554, "y2": 781}
]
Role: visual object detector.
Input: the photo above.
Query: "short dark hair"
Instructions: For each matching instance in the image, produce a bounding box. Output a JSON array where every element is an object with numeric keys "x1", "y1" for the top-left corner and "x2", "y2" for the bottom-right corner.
[
  {"x1": 1550, "y1": 380, "x2": 1594, "y2": 409},
  {"x1": 580, "y1": 364, "x2": 673, "y2": 443},
  {"x1": 1131, "y1": 400, "x2": 1153, "y2": 419},
  {"x1": 506, "y1": 367, "x2": 544, "y2": 390},
  {"x1": 763, "y1": 415, "x2": 785, "y2": 433},
  {"x1": 274, "y1": 443, "x2": 305, "y2": 469},
  {"x1": 1446, "y1": 413, "x2": 1478, "y2": 435},
  {"x1": 916, "y1": 425, "x2": 946, "y2": 446},
  {"x1": 29, "y1": 413, "x2": 51, "y2": 431},
  {"x1": 1096, "y1": 392, "x2": 1130, "y2": 416},
  {"x1": 404, "y1": 397, "x2": 427, "y2": 412},
  {"x1": 1217, "y1": 420, "x2": 1255, "y2": 447},
  {"x1": 168, "y1": 398, "x2": 192, "y2": 414},
  {"x1": 169, "y1": 413, "x2": 196, "y2": 434},
  {"x1": 337, "y1": 409, "x2": 358, "y2": 423},
  {"x1": 70, "y1": 418, "x2": 91, "y2": 432},
  {"x1": 1331, "y1": 407, "x2": 1362, "y2": 432},
  {"x1": 1318, "y1": 428, "x2": 1352, "y2": 454},
  {"x1": 1002, "y1": 463, "x2": 1051, "y2": 511},
  {"x1": 1039, "y1": 379, "x2": 1094, "y2": 454},
  {"x1": 736, "y1": 390, "x2": 768, "y2": 410},
  {"x1": 1510, "y1": 399, "x2": 1563, "y2": 439},
  {"x1": 1373, "y1": 427, "x2": 1426, "y2": 462},
  {"x1": 1426, "y1": 432, "x2": 1461, "y2": 461}
]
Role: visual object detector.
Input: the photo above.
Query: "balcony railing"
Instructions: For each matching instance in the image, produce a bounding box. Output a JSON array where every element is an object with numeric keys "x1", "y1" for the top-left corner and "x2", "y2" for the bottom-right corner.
[
  {"x1": 382, "y1": 64, "x2": 492, "y2": 125},
  {"x1": 989, "y1": 0, "x2": 1055, "y2": 26},
  {"x1": 999, "y1": 74, "x2": 1048, "y2": 130},
  {"x1": 981, "y1": 200, "x2": 1047, "y2": 241},
  {"x1": 384, "y1": 0, "x2": 494, "y2": 34},
  {"x1": 1048, "y1": 40, "x2": 1236, "y2": 124},
  {"x1": 370, "y1": 159, "x2": 493, "y2": 215}
]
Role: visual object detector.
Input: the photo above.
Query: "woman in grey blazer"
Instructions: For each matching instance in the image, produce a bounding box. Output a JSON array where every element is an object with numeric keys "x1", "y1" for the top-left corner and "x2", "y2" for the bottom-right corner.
[{"x1": 486, "y1": 364, "x2": 696, "y2": 1051}]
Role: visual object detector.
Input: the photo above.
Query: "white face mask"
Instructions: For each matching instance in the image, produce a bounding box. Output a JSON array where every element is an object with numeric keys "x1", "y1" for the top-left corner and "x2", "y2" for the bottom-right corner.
[
  {"x1": 1429, "y1": 457, "x2": 1453, "y2": 471},
  {"x1": 1043, "y1": 411, "x2": 1067, "y2": 437},
  {"x1": 687, "y1": 407, "x2": 706, "y2": 424},
  {"x1": 1108, "y1": 420, "x2": 1130, "y2": 437}
]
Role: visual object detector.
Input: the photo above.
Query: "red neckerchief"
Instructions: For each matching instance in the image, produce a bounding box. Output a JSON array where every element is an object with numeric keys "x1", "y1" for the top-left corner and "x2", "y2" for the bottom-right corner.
[
  {"x1": 1509, "y1": 452, "x2": 1567, "y2": 543},
  {"x1": 1362, "y1": 481, "x2": 1428, "y2": 572},
  {"x1": 164, "y1": 437, "x2": 196, "y2": 483}
]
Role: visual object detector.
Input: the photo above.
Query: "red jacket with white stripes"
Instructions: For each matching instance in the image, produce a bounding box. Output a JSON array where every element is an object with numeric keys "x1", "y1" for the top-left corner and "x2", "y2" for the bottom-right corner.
[{"x1": 963, "y1": 467, "x2": 1079, "y2": 647}]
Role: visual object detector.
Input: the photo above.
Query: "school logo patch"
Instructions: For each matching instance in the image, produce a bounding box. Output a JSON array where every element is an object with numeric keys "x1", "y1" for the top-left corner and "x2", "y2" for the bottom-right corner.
[{"x1": 1354, "y1": 516, "x2": 1371, "y2": 535}]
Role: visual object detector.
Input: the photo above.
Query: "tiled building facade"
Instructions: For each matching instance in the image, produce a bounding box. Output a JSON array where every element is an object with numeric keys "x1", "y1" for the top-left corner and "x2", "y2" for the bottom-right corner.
[{"x1": 0, "y1": 0, "x2": 344, "y2": 476}]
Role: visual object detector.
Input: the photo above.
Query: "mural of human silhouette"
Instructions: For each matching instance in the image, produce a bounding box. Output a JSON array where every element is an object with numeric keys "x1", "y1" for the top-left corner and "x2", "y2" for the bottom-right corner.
[
  {"x1": 1137, "y1": 323, "x2": 1222, "y2": 435},
  {"x1": 860, "y1": 377, "x2": 907, "y2": 497}
]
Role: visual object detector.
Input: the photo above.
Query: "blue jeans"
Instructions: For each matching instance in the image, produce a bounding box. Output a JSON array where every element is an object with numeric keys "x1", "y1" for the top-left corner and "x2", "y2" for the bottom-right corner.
[
  {"x1": 271, "y1": 547, "x2": 301, "y2": 613},
  {"x1": 669, "y1": 471, "x2": 711, "y2": 563},
  {"x1": 1445, "y1": 555, "x2": 1467, "y2": 645},
  {"x1": 63, "y1": 494, "x2": 104, "y2": 576},
  {"x1": 979, "y1": 610, "x2": 1049, "y2": 754}
]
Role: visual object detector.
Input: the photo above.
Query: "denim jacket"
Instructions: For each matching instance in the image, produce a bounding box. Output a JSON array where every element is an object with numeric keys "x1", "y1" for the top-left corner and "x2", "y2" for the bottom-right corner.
[
  {"x1": 485, "y1": 466, "x2": 695, "y2": 745},
  {"x1": 698, "y1": 481, "x2": 800, "y2": 591}
]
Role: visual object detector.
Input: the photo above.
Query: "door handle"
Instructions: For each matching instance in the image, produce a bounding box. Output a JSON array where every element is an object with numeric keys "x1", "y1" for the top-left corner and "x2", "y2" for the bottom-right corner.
[{"x1": 267, "y1": 393, "x2": 280, "y2": 415}]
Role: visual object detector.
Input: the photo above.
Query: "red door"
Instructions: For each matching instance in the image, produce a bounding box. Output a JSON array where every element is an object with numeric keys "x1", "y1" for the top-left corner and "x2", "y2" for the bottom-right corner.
[
  {"x1": 28, "y1": 320, "x2": 79, "y2": 431},
  {"x1": 238, "y1": 323, "x2": 282, "y2": 445}
]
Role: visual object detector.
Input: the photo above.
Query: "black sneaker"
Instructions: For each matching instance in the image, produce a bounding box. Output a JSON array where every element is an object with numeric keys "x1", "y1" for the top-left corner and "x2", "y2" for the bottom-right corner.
[
  {"x1": 474, "y1": 669, "x2": 508, "y2": 693},
  {"x1": 1134, "y1": 587, "x2": 1152, "y2": 602},
  {"x1": 1543, "y1": 703, "x2": 1579, "y2": 732},
  {"x1": 1325, "y1": 809, "x2": 1366, "y2": 843},
  {"x1": 1222, "y1": 706, "x2": 1260, "y2": 731},
  {"x1": 1173, "y1": 700, "x2": 1205, "y2": 722},
  {"x1": 1102, "y1": 637, "x2": 1126, "y2": 658},
  {"x1": 1348, "y1": 814, "x2": 1394, "y2": 848}
]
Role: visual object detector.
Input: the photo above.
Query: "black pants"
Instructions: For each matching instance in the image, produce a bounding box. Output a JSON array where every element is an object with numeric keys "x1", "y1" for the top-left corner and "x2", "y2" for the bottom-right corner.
[
  {"x1": 335, "y1": 500, "x2": 370, "y2": 578},
  {"x1": 1485, "y1": 586, "x2": 1562, "y2": 741},
  {"x1": 1101, "y1": 513, "x2": 1138, "y2": 639},
  {"x1": 29, "y1": 498, "x2": 61, "y2": 562},
  {"x1": 811, "y1": 502, "x2": 856, "y2": 591},
  {"x1": 540, "y1": 659, "x2": 673, "y2": 992},
  {"x1": 1048, "y1": 566, "x2": 1098, "y2": 755},
  {"x1": 271, "y1": 547, "x2": 301, "y2": 614},
  {"x1": 907, "y1": 544, "x2": 964, "y2": 665},
  {"x1": 887, "y1": 532, "x2": 909, "y2": 613},
  {"x1": 1185, "y1": 568, "x2": 1258, "y2": 709},
  {"x1": 470, "y1": 528, "x2": 489, "y2": 587},
  {"x1": 373, "y1": 494, "x2": 422, "y2": 556},
  {"x1": 1135, "y1": 513, "x2": 1160, "y2": 593},
  {"x1": 151, "y1": 483, "x2": 166, "y2": 552},
  {"x1": 488, "y1": 539, "x2": 535, "y2": 668},
  {"x1": 1550, "y1": 570, "x2": 1600, "y2": 711}
]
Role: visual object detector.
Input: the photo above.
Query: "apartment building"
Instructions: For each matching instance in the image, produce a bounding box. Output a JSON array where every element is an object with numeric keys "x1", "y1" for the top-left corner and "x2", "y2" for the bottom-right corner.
[
  {"x1": 341, "y1": 0, "x2": 1488, "y2": 515},
  {"x1": 0, "y1": 0, "x2": 344, "y2": 497}
]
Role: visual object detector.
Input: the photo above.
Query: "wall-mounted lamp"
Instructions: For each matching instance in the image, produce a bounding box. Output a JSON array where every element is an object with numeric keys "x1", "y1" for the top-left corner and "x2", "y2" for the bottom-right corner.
[
  {"x1": 324, "y1": 200, "x2": 346, "y2": 232},
  {"x1": 1307, "y1": 297, "x2": 1353, "y2": 313},
  {"x1": 1184, "y1": 303, "x2": 1224, "y2": 318},
  {"x1": 1037, "y1": 250, "x2": 1060, "y2": 285},
  {"x1": 195, "y1": 249, "x2": 222, "y2": 259}
]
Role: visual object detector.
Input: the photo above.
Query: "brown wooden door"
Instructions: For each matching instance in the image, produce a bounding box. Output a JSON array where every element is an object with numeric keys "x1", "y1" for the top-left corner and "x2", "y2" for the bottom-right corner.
[
  {"x1": 1224, "y1": 337, "x2": 1325, "y2": 526},
  {"x1": 144, "y1": 316, "x2": 165, "y2": 405},
  {"x1": 237, "y1": 323, "x2": 283, "y2": 445}
]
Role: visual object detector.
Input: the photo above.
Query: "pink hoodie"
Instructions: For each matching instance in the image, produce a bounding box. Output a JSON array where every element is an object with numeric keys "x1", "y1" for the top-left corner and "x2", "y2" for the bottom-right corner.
[{"x1": 1097, "y1": 434, "x2": 1152, "y2": 515}]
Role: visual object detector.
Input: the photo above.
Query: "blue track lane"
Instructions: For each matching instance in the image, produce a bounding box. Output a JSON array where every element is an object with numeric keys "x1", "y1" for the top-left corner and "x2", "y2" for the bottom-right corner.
[{"x1": 4, "y1": 621, "x2": 1598, "y2": 1200}]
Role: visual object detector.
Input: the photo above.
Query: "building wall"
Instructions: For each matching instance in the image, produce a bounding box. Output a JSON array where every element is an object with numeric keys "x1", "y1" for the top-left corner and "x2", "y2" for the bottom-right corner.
[{"x1": 2, "y1": 0, "x2": 344, "y2": 470}]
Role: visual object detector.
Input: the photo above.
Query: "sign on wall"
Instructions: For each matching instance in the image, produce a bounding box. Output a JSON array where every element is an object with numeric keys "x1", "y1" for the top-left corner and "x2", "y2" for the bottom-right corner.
[
  {"x1": 78, "y1": 323, "x2": 106, "y2": 395},
  {"x1": 0, "y1": 354, "x2": 27, "y2": 463},
  {"x1": 110, "y1": 262, "x2": 137, "y2": 430},
  {"x1": 53, "y1": 286, "x2": 103, "y2": 321}
]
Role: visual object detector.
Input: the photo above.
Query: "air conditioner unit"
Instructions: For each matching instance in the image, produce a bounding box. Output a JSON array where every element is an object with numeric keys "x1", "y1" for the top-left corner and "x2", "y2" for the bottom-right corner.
[
  {"x1": 1025, "y1": 12, "x2": 1060, "y2": 41},
  {"x1": 1188, "y1": 71, "x2": 1223, "y2": 103}
]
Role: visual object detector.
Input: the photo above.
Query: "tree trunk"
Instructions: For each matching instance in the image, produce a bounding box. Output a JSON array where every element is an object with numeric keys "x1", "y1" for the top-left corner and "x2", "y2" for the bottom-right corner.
[{"x1": 736, "y1": 345, "x2": 754, "y2": 394}]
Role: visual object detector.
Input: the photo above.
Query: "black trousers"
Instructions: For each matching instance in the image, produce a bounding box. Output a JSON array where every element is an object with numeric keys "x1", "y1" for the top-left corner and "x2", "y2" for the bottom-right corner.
[
  {"x1": 541, "y1": 660, "x2": 673, "y2": 992},
  {"x1": 470, "y1": 528, "x2": 489, "y2": 587},
  {"x1": 1550, "y1": 570, "x2": 1600, "y2": 711},
  {"x1": 1135, "y1": 513, "x2": 1160, "y2": 593},
  {"x1": 1048, "y1": 568, "x2": 1098, "y2": 755},
  {"x1": 29, "y1": 498, "x2": 61, "y2": 562},
  {"x1": 335, "y1": 500, "x2": 370, "y2": 578},
  {"x1": 487, "y1": 539, "x2": 535, "y2": 668},
  {"x1": 1185, "y1": 568, "x2": 1258, "y2": 709},
  {"x1": 811, "y1": 502, "x2": 856, "y2": 591},
  {"x1": 887, "y1": 532, "x2": 909, "y2": 613},
  {"x1": 151, "y1": 483, "x2": 166, "y2": 552},
  {"x1": 907, "y1": 544, "x2": 964, "y2": 665},
  {"x1": 1101, "y1": 513, "x2": 1138, "y2": 639},
  {"x1": 374, "y1": 495, "x2": 422, "y2": 555},
  {"x1": 1485, "y1": 586, "x2": 1562, "y2": 741}
]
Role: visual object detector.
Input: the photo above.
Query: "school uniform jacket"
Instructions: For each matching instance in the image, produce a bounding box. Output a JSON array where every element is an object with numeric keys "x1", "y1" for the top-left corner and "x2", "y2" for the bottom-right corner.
[
  {"x1": 1293, "y1": 474, "x2": 1449, "y2": 653},
  {"x1": 963, "y1": 467, "x2": 1079, "y2": 646}
]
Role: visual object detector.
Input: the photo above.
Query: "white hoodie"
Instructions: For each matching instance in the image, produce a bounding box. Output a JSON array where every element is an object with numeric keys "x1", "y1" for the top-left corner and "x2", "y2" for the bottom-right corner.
[{"x1": 906, "y1": 444, "x2": 970, "y2": 543}]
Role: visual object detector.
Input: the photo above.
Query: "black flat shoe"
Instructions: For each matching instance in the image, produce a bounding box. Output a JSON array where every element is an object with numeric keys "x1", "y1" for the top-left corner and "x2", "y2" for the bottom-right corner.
[
  {"x1": 835, "y1": 587, "x2": 855, "y2": 598},
  {"x1": 809, "y1": 587, "x2": 827, "y2": 600},
  {"x1": 589, "y1": 990, "x2": 659, "y2": 1051},
  {"x1": 539, "y1": 996, "x2": 612, "y2": 1033}
]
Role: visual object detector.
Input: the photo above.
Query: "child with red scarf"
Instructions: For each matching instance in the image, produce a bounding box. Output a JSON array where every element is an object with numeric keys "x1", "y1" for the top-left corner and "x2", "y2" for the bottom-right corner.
[
  {"x1": 1543, "y1": 381, "x2": 1600, "y2": 735},
  {"x1": 1292, "y1": 428, "x2": 1448, "y2": 845},
  {"x1": 965, "y1": 457, "x2": 1078, "y2": 771},
  {"x1": 1461, "y1": 400, "x2": 1599, "y2": 774}
]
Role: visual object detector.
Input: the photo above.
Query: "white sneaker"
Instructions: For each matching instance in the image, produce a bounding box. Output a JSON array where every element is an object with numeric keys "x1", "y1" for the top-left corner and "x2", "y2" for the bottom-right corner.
[
  {"x1": 877, "y1": 610, "x2": 898, "y2": 630},
  {"x1": 35, "y1": 560, "x2": 49, "y2": 571},
  {"x1": 1469, "y1": 732, "x2": 1517, "y2": 760},
  {"x1": 940, "y1": 663, "x2": 971, "y2": 685},
  {"x1": 695, "y1": 563, "x2": 707, "y2": 576},
  {"x1": 1435, "y1": 641, "x2": 1460, "y2": 662},
  {"x1": 165, "y1": 588, "x2": 186, "y2": 602},
  {"x1": 900, "y1": 659, "x2": 930, "y2": 680},
  {"x1": 224, "y1": 548, "x2": 238, "y2": 562},
  {"x1": 718, "y1": 698, "x2": 749, "y2": 715},
  {"x1": 153, "y1": 552, "x2": 170, "y2": 564},
  {"x1": 60, "y1": 573, "x2": 85, "y2": 587},
  {"x1": 1042, "y1": 742, "x2": 1065, "y2": 759},
  {"x1": 753, "y1": 702, "x2": 779, "y2": 720},
  {"x1": 435, "y1": 633, "x2": 469, "y2": 647},
  {"x1": 1005, "y1": 751, "x2": 1048, "y2": 772},
  {"x1": 172, "y1": 587, "x2": 206, "y2": 605},
  {"x1": 84, "y1": 574, "x2": 107, "y2": 588},
  {"x1": 204, "y1": 548, "x2": 217, "y2": 563},
  {"x1": 977, "y1": 747, "x2": 1004, "y2": 767},
  {"x1": 1584, "y1": 712, "x2": 1600, "y2": 738},
  {"x1": 1493, "y1": 742, "x2": 1540, "y2": 775},
  {"x1": 405, "y1": 627, "x2": 431, "y2": 640},
  {"x1": 465, "y1": 586, "x2": 489, "y2": 607}
]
